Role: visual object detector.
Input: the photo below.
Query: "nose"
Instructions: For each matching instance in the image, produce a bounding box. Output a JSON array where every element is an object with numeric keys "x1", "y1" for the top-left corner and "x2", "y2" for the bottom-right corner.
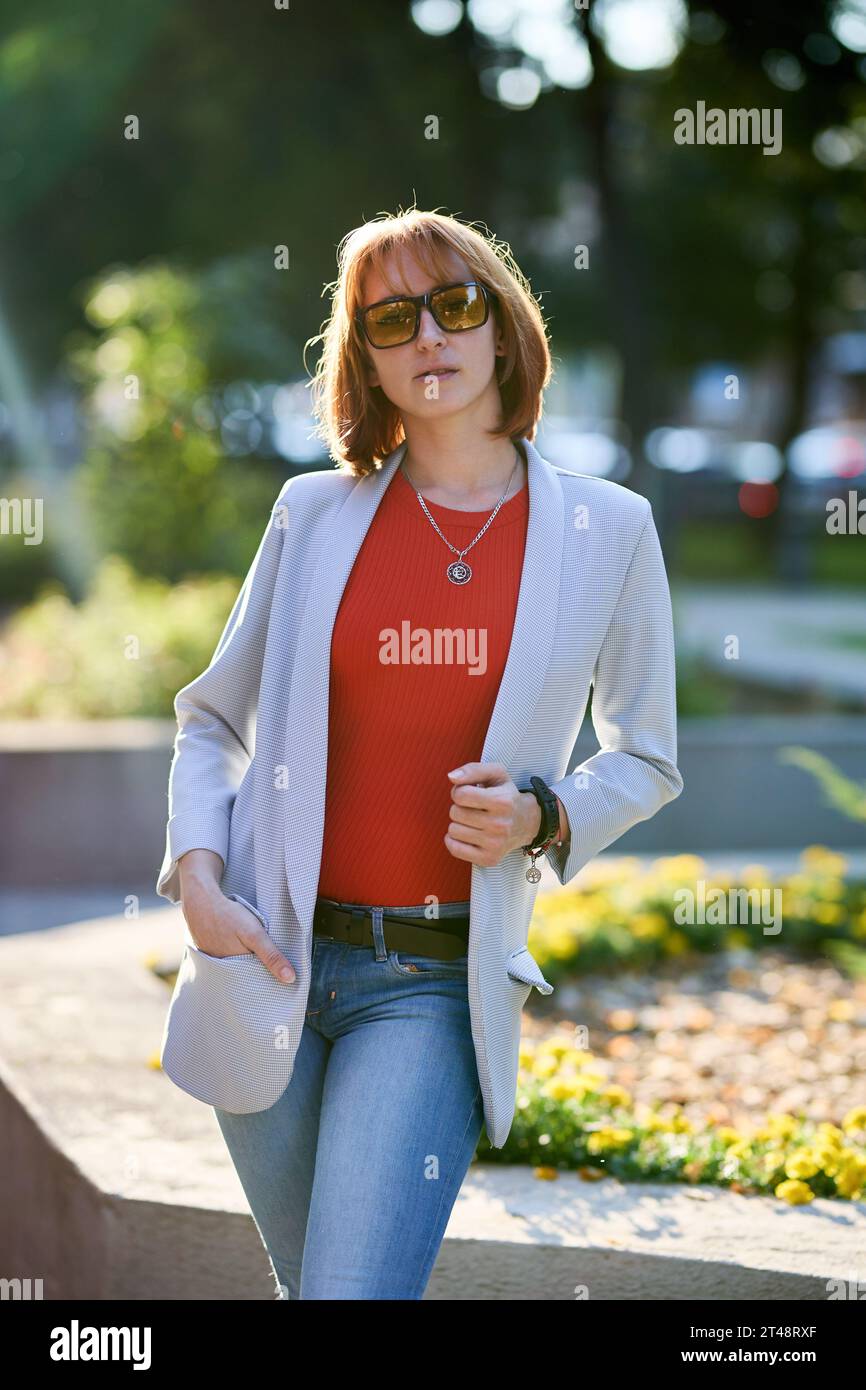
[{"x1": 416, "y1": 305, "x2": 445, "y2": 345}]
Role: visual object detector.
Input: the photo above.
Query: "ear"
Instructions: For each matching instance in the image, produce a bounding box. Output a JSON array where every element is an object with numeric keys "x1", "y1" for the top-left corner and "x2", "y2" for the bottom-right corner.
[
  {"x1": 363, "y1": 348, "x2": 381, "y2": 389},
  {"x1": 493, "y1": 306, "x2": 506, "y2": 356}
]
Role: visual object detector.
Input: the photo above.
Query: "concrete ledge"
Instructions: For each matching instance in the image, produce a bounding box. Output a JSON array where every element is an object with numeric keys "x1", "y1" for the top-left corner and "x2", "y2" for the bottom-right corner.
[
  {"x1": 2, "y1": 715, "x2": 866, "y2": 887},
  {"x1": 0, "y1": 908, "x2": 864, "y2": 1299}
]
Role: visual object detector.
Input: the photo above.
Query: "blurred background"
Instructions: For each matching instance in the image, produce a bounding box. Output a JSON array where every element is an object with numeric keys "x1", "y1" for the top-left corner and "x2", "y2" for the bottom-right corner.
[
  {"x1": 1, "y1": 2, "x2": 865, "y2": 713},
  {"x1": 1, "y1": 0, "x2": 866, "y2": 1281},
  {"x1": 2, "y1": 0, "x2": 864, "y2": 872}
]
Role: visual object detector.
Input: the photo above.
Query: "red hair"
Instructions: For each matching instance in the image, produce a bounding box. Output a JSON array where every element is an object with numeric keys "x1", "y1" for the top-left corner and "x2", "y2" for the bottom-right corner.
[{"x1": 305, "y1": 205, "x2": 553, "y2": 476}]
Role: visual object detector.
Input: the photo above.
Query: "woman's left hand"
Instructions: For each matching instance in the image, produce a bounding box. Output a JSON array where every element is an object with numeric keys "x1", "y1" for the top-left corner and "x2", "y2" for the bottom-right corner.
[{"x1": 444, "y1": 761, "x2": 545, "y2": 867}]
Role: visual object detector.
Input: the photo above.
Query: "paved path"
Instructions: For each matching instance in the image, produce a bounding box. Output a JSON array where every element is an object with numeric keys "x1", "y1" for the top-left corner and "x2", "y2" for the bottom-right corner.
[{"x1": 674, "y1": 584, "x2": 866, "y2": 704}]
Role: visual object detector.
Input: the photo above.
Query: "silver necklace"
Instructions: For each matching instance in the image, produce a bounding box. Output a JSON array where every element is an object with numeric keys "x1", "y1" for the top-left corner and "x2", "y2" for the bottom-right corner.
[{"x1": 401, "y1": 444, "x2": 521, "y2": 585}]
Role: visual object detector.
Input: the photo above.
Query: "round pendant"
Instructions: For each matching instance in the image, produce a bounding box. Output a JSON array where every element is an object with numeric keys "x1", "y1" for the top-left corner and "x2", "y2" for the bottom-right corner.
[
  {"x1": 447, "y1": 560, "x2": 472, "y2": 585},
  {"x1": 526, "y1": 864, "x2": 542, "y2": 883}
]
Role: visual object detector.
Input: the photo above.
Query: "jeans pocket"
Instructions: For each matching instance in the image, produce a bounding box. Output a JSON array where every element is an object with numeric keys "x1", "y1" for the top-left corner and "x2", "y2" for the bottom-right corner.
[{"x1": 389, "y1": 950, "x2": 469, "y2": 978}]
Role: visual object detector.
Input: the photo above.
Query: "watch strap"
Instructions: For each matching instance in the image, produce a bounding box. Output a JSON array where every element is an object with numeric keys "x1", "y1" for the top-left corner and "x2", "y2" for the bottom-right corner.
[{"x1": 520, "y1": 775, "x2": 560, "y2": 851}]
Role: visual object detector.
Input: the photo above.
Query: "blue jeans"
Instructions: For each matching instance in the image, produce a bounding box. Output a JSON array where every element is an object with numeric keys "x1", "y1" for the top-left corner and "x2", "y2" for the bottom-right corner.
[{"x1": 213, "y1": 899, "x2": 484, "y2": 1300}]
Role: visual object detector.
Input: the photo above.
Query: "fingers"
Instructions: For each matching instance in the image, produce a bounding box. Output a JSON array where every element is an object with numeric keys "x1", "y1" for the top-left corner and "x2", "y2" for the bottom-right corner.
[
  {"x1": 447, "y1": 761, "x2": 509, "y2": 789},
  {"x1": 244, "y1": 925, "x2": 296, "y2": 983},
  {"x1": 444, "y1": 832, "x2": 497, "y2": 867},
  {"x1": 451, "y1": 779, "x2": 512, "y2": 813},
  {"x1": 448, "y1": 801, "x2": 494, "y2": 827}
]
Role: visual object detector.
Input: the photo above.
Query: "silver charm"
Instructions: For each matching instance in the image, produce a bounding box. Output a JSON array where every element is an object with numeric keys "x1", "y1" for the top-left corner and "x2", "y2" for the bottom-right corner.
[
  {"x1": 525, "y1": 862, "x2": 542, "y2": 883},
  {"x1": 447, "y1": 560, "x2": 472, "y2": 585},
  {"x1": 402, "y1": 443, "x2": 521, "y2": 587}
]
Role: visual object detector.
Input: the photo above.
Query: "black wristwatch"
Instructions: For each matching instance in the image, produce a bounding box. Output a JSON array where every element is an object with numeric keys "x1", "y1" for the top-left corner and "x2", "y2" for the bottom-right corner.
[{"x1": 518, "y1": 775, "x2": 560, "y2": 882}]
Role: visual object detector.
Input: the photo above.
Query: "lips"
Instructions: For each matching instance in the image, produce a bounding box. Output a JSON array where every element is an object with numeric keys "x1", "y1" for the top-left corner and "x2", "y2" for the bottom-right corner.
[{"x1": 415, "y1": 367, "x2": 458, "y2": 380}]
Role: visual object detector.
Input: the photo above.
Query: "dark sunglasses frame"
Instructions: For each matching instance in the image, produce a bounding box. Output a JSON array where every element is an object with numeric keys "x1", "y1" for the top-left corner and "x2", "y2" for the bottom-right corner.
[{"x1": 354, "y1": 279, "x2": 498, "y2": 348}]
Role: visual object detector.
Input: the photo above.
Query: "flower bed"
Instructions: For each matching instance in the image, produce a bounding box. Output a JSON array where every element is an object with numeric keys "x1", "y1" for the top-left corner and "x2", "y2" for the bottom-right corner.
[
  {"x1": 476, "y1": 1033, "x2": 866, "y2": 1203},
  {"x1": 528, "y1": 846, "x2": 866, "y2": 979}
]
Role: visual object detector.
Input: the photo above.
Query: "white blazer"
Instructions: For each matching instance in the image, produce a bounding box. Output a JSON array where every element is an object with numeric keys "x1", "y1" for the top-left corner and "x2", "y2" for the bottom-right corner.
[{"x1": 155, "y1": 435, "x2": 683, "y2": 1148}]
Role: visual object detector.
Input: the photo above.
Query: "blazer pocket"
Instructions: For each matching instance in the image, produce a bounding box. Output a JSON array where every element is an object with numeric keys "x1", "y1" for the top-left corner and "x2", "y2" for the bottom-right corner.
[
  {"x1": 224, "y1": 891, "x2": 270, "y2": 932},
  {"x1": 505, "y1": 944, "x2": 555, "y2": 995},
  {"x1": 161, "y1": 944, "x2": 296, "y2": 1111},
  {"x1": 182, "y1": 891, "x2": 267, "y2": 961}
]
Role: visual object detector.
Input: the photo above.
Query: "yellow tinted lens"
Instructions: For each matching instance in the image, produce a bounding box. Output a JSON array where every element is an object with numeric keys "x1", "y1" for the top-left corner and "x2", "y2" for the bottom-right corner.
[
  {"x1": 432, "y1": 285, "x2": 485, "y2": 329},
  {"x1": 365, "y1": 301, "x2": 416, "y2": 345}
]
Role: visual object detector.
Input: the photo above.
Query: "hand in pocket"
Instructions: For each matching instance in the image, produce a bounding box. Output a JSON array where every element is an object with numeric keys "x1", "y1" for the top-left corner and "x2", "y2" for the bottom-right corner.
[{"x1": 182, "y1": 889, "x2": 296, "y2": 983}]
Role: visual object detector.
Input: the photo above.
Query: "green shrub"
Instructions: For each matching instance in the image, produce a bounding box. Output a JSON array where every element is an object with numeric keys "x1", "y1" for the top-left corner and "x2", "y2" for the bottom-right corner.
[
  {"x1": 67, "y1": 261, "x2": 285, "y2": 581},
  {"x1": 0, "y1": 555, "x2": 239, "y2": 717}
]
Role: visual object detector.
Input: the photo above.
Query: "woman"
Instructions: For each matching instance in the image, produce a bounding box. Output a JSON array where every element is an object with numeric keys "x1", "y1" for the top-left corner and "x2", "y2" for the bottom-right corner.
[{"x1": 155, "y1": 208, "x2": 683, "y2": 1300}]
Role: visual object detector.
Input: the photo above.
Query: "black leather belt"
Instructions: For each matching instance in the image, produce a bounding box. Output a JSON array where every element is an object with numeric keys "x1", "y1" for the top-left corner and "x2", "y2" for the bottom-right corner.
[{"x1": 313, "y1": 898, "x2": 470, "y2": 960}]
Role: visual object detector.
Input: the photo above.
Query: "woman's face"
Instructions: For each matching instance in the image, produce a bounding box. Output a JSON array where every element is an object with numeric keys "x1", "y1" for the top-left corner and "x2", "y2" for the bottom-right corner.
[{"x1": 358, "y1": 248, "x2": 506, "y2": 424}]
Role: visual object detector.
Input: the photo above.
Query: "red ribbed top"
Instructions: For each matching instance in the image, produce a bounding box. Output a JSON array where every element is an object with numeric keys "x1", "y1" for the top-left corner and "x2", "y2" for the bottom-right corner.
[{"x1": 316, "y1": 461, "x2": 529, "y2": 907}]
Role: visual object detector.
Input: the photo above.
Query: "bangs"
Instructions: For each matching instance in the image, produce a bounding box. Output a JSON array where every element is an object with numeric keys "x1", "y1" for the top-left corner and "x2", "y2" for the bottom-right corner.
[
  {"x1": 308, "y1": 208, "x2": 552, "y2": 472},
  {"x1": 350, "y1": 228, "x2": 478, "y2": 313}
]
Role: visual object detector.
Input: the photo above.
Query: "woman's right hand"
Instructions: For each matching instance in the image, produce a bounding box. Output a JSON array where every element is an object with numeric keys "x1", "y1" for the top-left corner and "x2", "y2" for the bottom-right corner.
[{"x1": 179, "y1": 861, "x2": 296, "y2": 983}]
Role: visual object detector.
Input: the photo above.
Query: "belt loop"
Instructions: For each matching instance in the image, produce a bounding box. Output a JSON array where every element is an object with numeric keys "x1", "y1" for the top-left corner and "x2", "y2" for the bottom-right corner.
[{"x1": 371, "y1": 906, "x2": 387, "y2": 961}]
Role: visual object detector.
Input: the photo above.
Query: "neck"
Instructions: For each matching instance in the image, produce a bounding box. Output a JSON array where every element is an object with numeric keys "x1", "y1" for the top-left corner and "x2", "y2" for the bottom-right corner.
[{"x1": 400, "y1": 428, "x2": 526, "y2": 510}]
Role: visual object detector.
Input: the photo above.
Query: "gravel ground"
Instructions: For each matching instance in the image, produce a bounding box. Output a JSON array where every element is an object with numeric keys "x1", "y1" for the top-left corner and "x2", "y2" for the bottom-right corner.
[{"x1": 523, "y1": 947, "x2": 866, "y2": 1132}]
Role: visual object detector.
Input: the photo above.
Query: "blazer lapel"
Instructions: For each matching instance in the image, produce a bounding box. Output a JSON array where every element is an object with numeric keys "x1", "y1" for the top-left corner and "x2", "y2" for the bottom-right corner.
[{"x1": 283, "y1": 434, "x2": 565, "y2": 929}]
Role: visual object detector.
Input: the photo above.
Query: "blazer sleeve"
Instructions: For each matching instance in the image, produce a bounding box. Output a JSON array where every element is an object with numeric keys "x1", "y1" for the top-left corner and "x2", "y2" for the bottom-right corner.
[
  {"x1": 155, "y1": 477, "x2": 294, "y2": 904},
  {"x1": 543, "y1": 498, "x2": 683, "y2": 888}
]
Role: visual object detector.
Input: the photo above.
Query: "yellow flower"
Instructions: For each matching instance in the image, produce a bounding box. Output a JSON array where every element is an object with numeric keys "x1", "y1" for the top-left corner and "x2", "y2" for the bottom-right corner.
[
  {"x1": 785, "y1": 1149, "x2": 821, "y2": 1179},
  {"x1": 811, "y1": 1146, "x2": 842, "y2": 1176},
  {"x1": 740, "y1": 864, "x2": 772, "y2": 887},
  {"x1": 561, "y1": 1048, "x2": 595, "y2": 1068},
  {"x1": 631, "y1": 912, "x2": 668, "y2": 940},
  {"x1": 549, "y1": 933, "x2": 580, "y2": 961},
  {"x1": 670, "y1": 1114, "x2": 694, "y2": 1134},
  {"x1": 541, "y1": 1077, "x2": 586, "y2": 1102},
  {"x1": 817, "y1": 878, "x2": 845, "y2": 899},
  {"x1": 716, "y1": 1127, "x2": 742, "y2": 1146},
  {"x1": 725, "y1": 929, "x2": 751, "y2": 949},
  {"x1": 762, "y1": 1151, "x2": 786, "y2": 1171},
  {"x1": 641, "y1": 1112, "x2": 671, "y2": 1133},
  {"x1": 726, "y1": 1140, "x2": 752, "y2": 1159},
  {"x1": 601, "y1": 1084, "x2": 632, "y2": 1108},
  {"x1": 814, "y1": 902, "x2": 845, "y2": 925},
  {"x1": 842, "y1": 1106, "x2": 866, "y2": 1133},
  {"x1": 652, "y1": 854, "x2": 707, "y2": 877},
  {"x1": 834, "y1": 1167, "x2": 864, "y2": 1199},
  {"x1": 801, "y1": 846, "x2": 849, "y2": 876},
  {"x1": 537, "y1": 1034, "x2": 579, "y2": 1060},
  {"x1": 587, "y1": 1127, "x2": 634, "y2": 1154},
  {"x1": 532, "y1": 1054, "x2": 560, "y2": 1078},
  {"x1": 775, "y1": 1179, "x2": 815, "y2": 1205},
  {"x1": 815, "y1": 1122, "x2": 845, "y2": 1145},
  {"x1": 763, "y1": 1112, "x2": 799, "y2": 1140},
  {"x1": 784, "y1": 873, "x2": 812, "y2": 895},
  {"x1": 576, "y1": 1071, "x2": 606, "y2": 1092},
  {"x1": 663, "y1": 930, "x2": 690, "y2": 956}
]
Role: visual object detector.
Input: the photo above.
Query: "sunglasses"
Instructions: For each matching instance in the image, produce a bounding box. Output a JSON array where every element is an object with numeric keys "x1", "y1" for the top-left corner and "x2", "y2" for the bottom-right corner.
[{"x1": 355, "y1": 280, "x2": 498, "y2": 349}]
